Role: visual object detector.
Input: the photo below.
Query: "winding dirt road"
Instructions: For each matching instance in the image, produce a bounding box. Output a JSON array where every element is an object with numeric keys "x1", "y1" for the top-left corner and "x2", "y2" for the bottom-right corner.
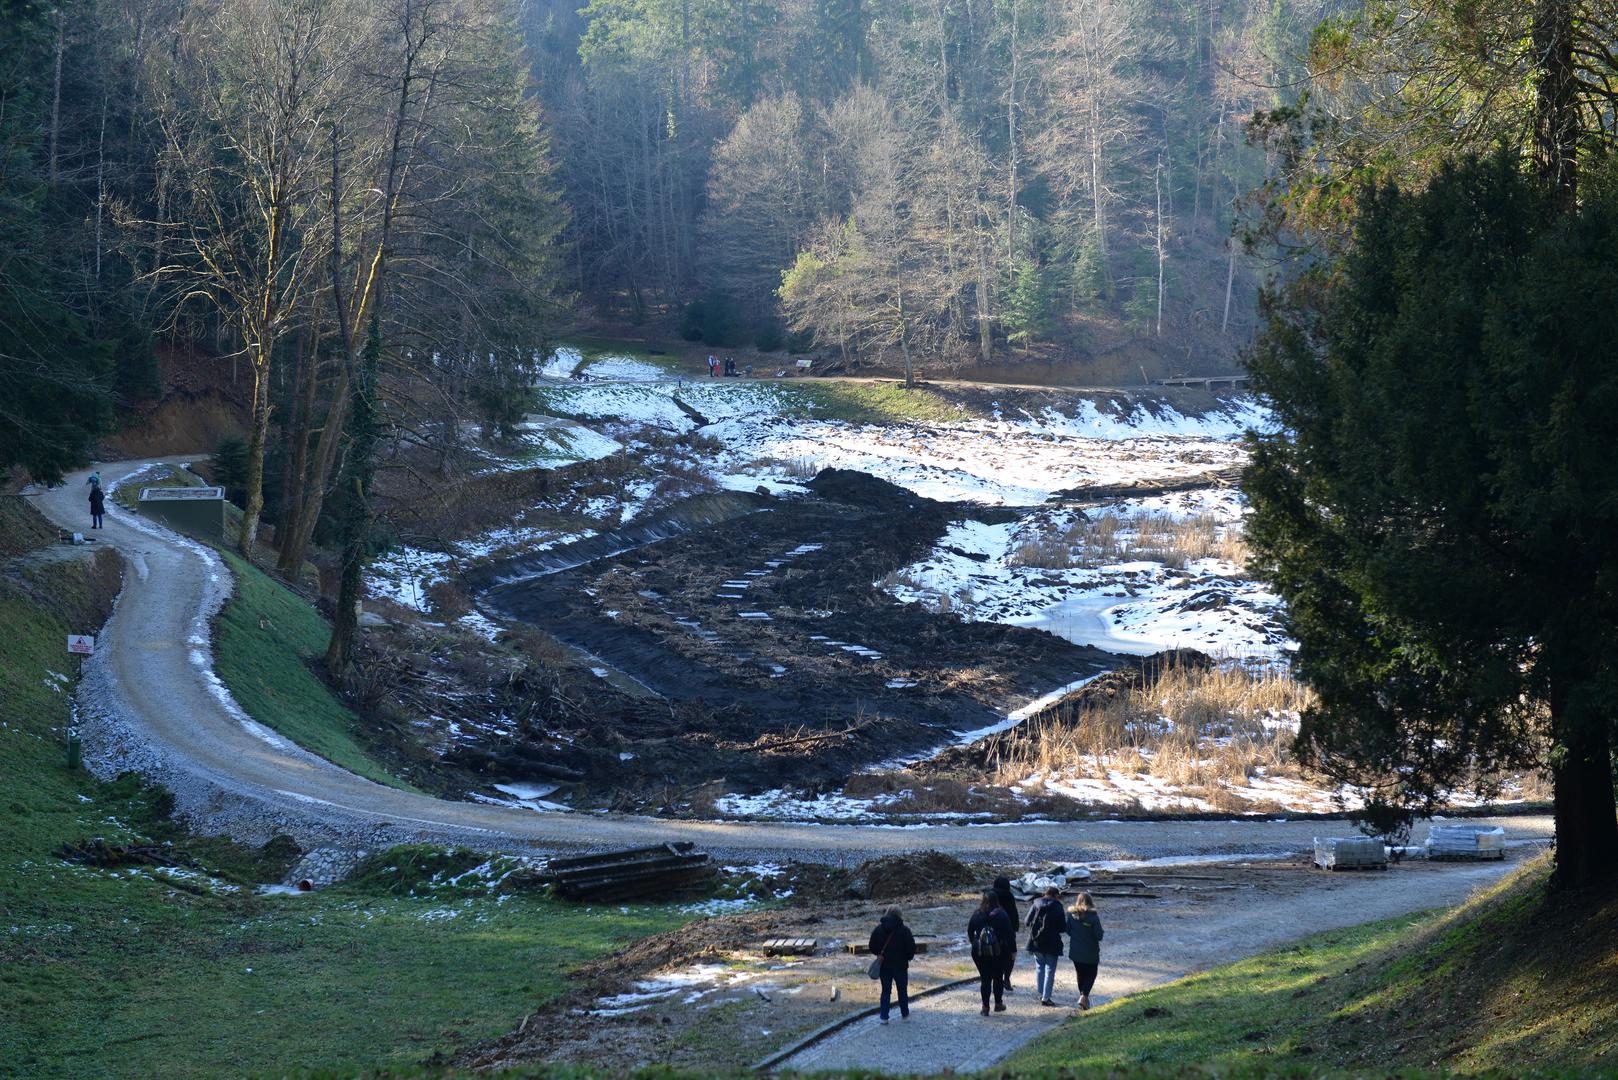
[{"x1": 35, "y1": 459, "x2": 1553, "y2": 864}]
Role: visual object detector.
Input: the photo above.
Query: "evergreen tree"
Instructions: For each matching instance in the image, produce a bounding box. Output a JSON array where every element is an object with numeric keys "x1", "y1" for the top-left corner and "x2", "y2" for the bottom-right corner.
[
  {"x1": 1002, "y1": 259, "x2": 1055, "y2": 348},
  {"x1": 1243, "y1": 153, "x2": 1618, "y2": 889}
]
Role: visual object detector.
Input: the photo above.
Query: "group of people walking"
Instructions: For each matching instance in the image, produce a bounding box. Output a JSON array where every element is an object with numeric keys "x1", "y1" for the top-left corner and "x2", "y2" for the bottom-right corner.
[{"x1": 867, "y1": 875, "x2": 1104, "y2": 1024}]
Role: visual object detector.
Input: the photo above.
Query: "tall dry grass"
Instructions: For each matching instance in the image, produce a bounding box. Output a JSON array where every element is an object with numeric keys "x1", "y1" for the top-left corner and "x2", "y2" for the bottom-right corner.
[
  {"x1": 988, "y1": 657, "x2": 1313, "y2": 792},
  {"x1": 1010, "y1": 509, "x2": 1247, "y2": 571}
]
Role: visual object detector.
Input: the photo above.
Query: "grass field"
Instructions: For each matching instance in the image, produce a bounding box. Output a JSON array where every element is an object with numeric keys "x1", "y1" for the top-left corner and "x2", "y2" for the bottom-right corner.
[
  {"x1": 0, "y1": 509, "x2": 689, "y2": 1079},
  {"x1": 213, "y1": 549, "x2": 415, "y2": 791}
]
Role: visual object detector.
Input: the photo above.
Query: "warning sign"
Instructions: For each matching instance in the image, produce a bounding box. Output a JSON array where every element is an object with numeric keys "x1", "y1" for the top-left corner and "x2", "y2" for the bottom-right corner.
[{"x1": 67, "y1": 635, "x2": 95, "y2": 656}]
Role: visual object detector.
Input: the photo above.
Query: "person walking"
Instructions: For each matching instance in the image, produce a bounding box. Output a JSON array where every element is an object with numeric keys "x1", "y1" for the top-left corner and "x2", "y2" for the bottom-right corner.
[
  {"x1": 1066, "y1": 890, "x2": 1105, "y2": 1011},
  {"x1": 868, "y1": 906, "x2": 917, "y2": 1024},
  {"x1": 88, "y1": 482, "x2": 106, "y2": 530},
  {"x1": 992, "y1": 876, "x2": 1020, "y2": 991},
  {"x1": 967, "y1": 891, "x2": 1013, "y2": 1015},
  {"x1": 1025, "y1": 885, "x2": 1067, "y2": 1006}
]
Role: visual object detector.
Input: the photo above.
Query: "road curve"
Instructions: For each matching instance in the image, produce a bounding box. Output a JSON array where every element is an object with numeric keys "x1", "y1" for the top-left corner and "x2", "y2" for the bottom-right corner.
[{"x1": 35, "y1": 459, "x2": 1554, "y2": 863}]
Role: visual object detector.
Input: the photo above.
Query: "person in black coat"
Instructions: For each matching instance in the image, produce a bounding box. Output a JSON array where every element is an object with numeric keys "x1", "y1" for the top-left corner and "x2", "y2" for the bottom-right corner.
[
  {"x1": 869, "y1": 906, "x2": 918, "y2": 1022},
  {"x1": 88, "y1": 483, "x2": 106, "y2": 530},
  {"x1": 992, "y1": 875, "x2": 1020, "y2": 990},
  {"x1": 967, "y1": 891, "x2": 1013, "y2": 1015}
]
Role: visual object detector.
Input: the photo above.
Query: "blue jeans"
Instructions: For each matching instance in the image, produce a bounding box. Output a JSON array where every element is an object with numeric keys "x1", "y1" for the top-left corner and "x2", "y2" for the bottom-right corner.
[
  {"x1": 880, "y1": 967, "x2": 910, "y2": 1019},
  {"x1": 1034, "y1": 952, "x2": 1062, "y2": 1001}
]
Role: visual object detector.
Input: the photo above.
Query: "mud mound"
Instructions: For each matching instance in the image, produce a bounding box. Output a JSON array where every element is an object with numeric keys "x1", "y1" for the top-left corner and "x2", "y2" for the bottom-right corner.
[
  {"x1": 849, "y1": 850, "x2": 977, "y2": 900},
  {"x1": 807, "y1": 468, "x2": 930, "y2": 511}
]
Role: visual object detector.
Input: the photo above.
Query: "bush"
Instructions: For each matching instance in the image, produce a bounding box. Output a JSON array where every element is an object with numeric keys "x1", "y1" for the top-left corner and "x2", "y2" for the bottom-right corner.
[
  {"x1": 210, "y1": 436, "x2": 250, "y2": 507},
  {"x1": 677, "y1": 299, "x2": 707, "y2": 341},
  {"x1": 752, "y1": 318, "x2": 785, "y2": 352}
]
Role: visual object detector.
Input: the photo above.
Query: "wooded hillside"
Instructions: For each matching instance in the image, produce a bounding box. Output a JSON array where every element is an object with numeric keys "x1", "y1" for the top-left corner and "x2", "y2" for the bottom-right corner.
[{"x1": 525, "y1": 0, "x2": 1336, "y2": 370}]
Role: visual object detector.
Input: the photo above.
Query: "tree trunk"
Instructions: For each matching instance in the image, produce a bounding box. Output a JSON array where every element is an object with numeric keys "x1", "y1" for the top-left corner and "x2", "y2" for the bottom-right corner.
[
  {"x1": 1154, "y1": 159, "x2": 1165, "y2": 337},
  {"x1": 277, "y1": 380, "x2": 348, "y2": 576},
  {"x1": 48, "y1": 12, "x2": 64, "y2": 189},
  {"x1": 1532, "y1": 0, "x2": 1578, "y2": 206},
  {"x1": 324, "y1": 317, "x2": 382, "y2": 675},
  {"x1": 976, "y1": 239, "x2": 993, "y2": 364},
  {"x1": 1005, "y1": 0, "x2": 1020, "y2": 264},
  {"x1": 1549, "y1": 672, "x2": 1618, "y2": 888},
  {"x1": 1221, "y1": 238, "x2": 1237, "y2": 334},
  {"x1": 897, "y1": 287, "x2": 914, "y2": 389},
  {"x1": 277, "y1": 332, "x2": 317, "y2": 559},
  {"x1": 237, "y1": 352, "x2": 272, "y2": 557}
]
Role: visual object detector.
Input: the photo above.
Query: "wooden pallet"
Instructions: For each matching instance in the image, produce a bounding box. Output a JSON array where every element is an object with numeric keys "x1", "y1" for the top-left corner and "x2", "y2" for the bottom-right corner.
[
  {"x1": 846, "y1": 941, "x2": 933, "y2": 955},
  {"x1": 759, "y1": 937, "x2": 818, "y2": 956}
]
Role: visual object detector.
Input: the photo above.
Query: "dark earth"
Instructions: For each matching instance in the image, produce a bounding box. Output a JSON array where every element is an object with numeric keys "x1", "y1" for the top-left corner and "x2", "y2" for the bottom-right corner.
[{"x1": 456, "y1": 470, "x2": 1121, "y2": 802}]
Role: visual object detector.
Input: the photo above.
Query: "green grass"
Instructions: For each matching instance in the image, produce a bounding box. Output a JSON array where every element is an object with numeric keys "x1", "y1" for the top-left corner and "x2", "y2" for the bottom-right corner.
[
  {"x1": 794, "y1": 380, "x2": 989, "y2": 424},
  {"x1": 212, "y1": 550, "x2": 416, "y2": 791},
  {"x1": 1003, "y1": 912, "x2": 1431, "y2": 1075},
  {"x1": 1003, "y1": 856, "x2": 1618, "y2": 1078},
  {"x1": 0, "y1": 515, "x2": 692, "y2": 1080}
]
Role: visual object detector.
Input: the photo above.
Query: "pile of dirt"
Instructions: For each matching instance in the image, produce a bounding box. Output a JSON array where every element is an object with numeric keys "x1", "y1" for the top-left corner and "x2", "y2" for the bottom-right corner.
[
  {"x1": 807, "y1": 467, "x2": 932, "y2": 511},
  {"x1": 848, "y1": 850, "x2": 979, "y2": 900}
]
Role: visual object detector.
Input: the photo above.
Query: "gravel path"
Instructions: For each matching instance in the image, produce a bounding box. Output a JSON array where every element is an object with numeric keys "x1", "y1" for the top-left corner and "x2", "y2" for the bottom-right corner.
[
  {"x1": 35, "y1": 460, "x2": 1556, "y2": 866},
  {"x1": 779, "y1": 852, "x2": 1536, "y2": 1073}
]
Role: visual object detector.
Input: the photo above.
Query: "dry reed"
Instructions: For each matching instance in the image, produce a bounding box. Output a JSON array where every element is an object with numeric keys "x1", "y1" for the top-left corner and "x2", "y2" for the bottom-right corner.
[
  {"x1": 1010, "y1": 509, "x2": 1247, "y2": 571},
  {"x1": 987, "y1": 656, "x2": 1313, "y2": 792}
]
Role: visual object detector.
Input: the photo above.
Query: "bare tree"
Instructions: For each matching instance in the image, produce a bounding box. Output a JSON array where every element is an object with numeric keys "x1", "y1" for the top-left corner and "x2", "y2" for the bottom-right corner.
[{"x1": 140, "y1": 0, "x2": 345, "y2": 557}]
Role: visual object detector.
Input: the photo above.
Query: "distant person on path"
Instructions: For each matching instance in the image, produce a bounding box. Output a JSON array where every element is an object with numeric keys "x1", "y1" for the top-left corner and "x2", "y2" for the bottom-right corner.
[
  {"x1": 1025, "y1": 885, "x2": 1067, "y2": 1006},
  {"x1": 868, "y1": 906, "x2": 917, "y2": 1024},
  {"x1": 968, "y1": 891, "x2": 1013, "y2": 1015},
  {"x1": 707, "y1": 355, "x2": 718, "y2": 377},
  {"x1": 992, "y1": 875, "x2": 1020, "y2": 991},
  {"x1": 1066, "y1": 890, "x2": 1104, "y2": 1011},
  {"x1": 86, "y1": 470, "x2": 101, "y2": 488},
  {"x1": 88, "y1": 483, "x2": 105, "y2": 529}
]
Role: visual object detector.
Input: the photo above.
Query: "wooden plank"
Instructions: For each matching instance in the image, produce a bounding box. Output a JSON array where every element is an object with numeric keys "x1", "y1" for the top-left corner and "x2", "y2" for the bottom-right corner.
[{"x1": 846, "y1": 941, "x2": 933, "y2": 955}]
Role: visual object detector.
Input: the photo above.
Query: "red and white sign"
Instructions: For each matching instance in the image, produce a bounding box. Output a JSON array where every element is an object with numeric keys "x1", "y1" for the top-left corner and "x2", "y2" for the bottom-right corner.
[{"x1": 67, "y1": 635, "x2": 95, "y2": 656}]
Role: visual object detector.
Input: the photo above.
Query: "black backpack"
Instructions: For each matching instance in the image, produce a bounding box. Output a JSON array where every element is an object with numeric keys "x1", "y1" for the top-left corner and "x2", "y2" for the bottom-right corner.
[
  {"x1": 975, "y1": 920, "x2": 1002, "y2": 958},
  {"x1": 1029, "y1": 900, "x2": 1057, "y2": 943}
]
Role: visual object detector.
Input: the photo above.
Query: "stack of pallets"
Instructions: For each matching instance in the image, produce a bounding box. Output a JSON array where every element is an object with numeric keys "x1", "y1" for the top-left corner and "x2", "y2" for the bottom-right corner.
[{"x1": 544, "y1": 842, "x2": 716, "y2": 901}]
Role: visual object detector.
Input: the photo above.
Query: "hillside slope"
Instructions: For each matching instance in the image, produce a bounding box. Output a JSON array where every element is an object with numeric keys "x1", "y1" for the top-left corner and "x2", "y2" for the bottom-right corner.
[{"x1": 1004, "y1": 853, "x2": 1616, "y2": 1076}]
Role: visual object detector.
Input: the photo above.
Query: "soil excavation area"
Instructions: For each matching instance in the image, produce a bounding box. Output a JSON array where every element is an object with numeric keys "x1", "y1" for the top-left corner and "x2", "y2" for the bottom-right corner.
[{"x1": 468, "y1": 471, "x2": 1119, "y2": 802}]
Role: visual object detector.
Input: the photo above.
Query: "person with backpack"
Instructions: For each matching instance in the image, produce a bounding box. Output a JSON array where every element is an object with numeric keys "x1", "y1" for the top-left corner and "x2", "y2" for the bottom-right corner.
[
  {"x1": 88, "y1": 481, "x2": 106, "y2": 530},
  {"x1": 1025, "y1": 885, "x2": 1067, "y2": 1006},
  {"x1": 867, "y1": 906, "x2": 917, "y2": 1023},
  {"x1": 1066, "y1": 890, "x2": 1105, "y2": 1010},
  {"x1": 967, "y1": 891, "x2": 1013, "y2": 1015},
  {"x1": 991, "y1": 875, "x2": 1020, "y2": 991}
]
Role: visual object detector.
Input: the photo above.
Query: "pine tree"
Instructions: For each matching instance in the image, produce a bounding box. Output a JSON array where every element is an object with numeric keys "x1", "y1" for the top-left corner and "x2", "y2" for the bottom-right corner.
[{"x1": 1243, "y1": 153, "x2": 1618, "y2": 889}]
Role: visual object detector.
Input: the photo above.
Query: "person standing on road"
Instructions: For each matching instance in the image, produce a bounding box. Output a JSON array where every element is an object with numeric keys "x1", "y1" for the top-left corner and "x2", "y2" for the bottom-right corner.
[
  {"x1": 868, "y1": 906, "x2": 917, "y2": 1024},
  {"x1": 992, "y1": 875, "x2": 1020, "y2": 991},
  {"x1": 88, "y1": 482, "x2": 106, "y2": 530},
  {"x1": 1025, "y1": 885, "x2": 1067, "y2": 1006},
  {"x1": 968, "y1": 891, "x2": 1012, "y2": 1015},
  {"x1": 1066, "y1": 890, "x2": 1104, "y2": 1011},
  {"x1": 707, "y1": 355, "x2": 718, "y2": 377}
]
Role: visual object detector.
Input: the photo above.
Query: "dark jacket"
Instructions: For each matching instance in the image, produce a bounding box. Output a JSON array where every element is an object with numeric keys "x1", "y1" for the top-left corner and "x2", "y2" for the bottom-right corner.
[
  {"x1": 869, "y1": 914, "x2": 917, "y2": 973},
  {"x1": 1025, "y1": 896, "x2": 1066, "y2": 956},
  {"x1": 991, "y1": 877, "x2": 1019, "y2": 929},
  {"x1": 968, "y1": 906, "x2": 1014, "y2": 961},
  {"x1": 1066, "y1": 910, "x2": 1104, "y2": 964},
  {"x1": 88, "y1": 487, "x2": 105, "y2": 514}
]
